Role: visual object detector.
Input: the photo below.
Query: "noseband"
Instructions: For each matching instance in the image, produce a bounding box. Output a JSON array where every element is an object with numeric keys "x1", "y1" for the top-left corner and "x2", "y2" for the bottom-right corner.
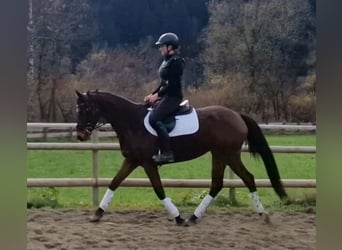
[
  {"x1": 79, "y1": 121, "x2": 105, "y2": 134},
  {"x1": 76, "y1": 103, "x2": 105, "y2": 133}
]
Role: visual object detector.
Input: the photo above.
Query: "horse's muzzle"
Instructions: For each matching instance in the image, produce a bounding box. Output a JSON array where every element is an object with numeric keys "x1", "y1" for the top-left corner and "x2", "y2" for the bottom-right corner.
[{"x1": 76, "y1": 130, "x2": 91, "y2": 141}]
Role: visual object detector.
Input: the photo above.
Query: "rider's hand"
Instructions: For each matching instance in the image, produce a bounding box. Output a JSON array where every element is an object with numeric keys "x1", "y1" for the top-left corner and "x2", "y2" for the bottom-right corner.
[
  {"x1": 149, "y1": 93, "x2": 159, "y2": 104},
  {"x1": 144, "y1": 94, "x2": 152, "y2": 103}
]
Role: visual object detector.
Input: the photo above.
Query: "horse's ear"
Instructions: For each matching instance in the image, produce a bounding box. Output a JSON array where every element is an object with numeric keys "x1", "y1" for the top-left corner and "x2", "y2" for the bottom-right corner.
[{"x1": 75, "y1": 90, "x2": 83, "y2": 98}]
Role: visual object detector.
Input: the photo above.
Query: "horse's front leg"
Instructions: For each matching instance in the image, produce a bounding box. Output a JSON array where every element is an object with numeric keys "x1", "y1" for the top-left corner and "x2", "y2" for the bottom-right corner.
[
  {"x1": 90, "y1": 158, "x2": 138, "y2": 222},
  {"x1": 143, "y1": 163, "x2": 185, "y2": 226}
]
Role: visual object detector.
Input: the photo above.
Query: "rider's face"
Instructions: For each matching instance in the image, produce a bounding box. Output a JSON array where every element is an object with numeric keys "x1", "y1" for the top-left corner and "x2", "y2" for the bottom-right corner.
[
  {"x1": 159, "y1": 45, "x2": 167, "y2": 56},
  {"x1": 159, "y1": 45, "x2": 172, "y2": 56}
]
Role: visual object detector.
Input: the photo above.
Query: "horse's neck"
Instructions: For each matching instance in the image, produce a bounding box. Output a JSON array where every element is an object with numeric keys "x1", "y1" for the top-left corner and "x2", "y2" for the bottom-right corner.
[{"x1": 96, "y1": 94, "x2": 146, "y2": 134}]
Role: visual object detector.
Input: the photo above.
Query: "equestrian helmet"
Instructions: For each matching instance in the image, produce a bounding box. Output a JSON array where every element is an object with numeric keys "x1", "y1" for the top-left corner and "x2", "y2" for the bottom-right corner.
[{"x1": 155, "y1": 32, "x2": 179, "y2": 49}]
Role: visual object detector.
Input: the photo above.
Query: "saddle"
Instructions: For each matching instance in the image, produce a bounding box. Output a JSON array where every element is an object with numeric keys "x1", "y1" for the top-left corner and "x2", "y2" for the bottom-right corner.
[
  {"x1": 162, "y1": 100, "x2": 192, "y2": 132},
  {"x1": 145, "y1": 99, "x2": 199, "y2": 136}
]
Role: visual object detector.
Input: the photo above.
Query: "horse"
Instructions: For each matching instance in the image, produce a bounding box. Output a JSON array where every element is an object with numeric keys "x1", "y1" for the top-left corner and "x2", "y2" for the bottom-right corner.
[{"x1": 75, "y1": 90, "x2": 288, "y2": 226}]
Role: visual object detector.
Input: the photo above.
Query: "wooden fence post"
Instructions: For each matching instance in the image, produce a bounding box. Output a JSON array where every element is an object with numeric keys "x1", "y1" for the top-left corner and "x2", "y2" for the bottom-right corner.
[
  {"x1": 228, "y1": 169, "x2": 237, "y2": 204},
  {"x1": 91, "y1": 130, "x2": 99, "y2": 206},
  {"x1": 69, "y1": 127, "x2": 73, "y2": 140},
  {"x1": 43, "y1": 127, "x2": 48, "y2": 140}
]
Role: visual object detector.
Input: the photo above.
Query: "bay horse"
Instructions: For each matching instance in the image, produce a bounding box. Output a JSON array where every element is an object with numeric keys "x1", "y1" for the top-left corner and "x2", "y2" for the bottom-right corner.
[{"x1": 75, "y1": 90, "x2": 288, "y2": 226}]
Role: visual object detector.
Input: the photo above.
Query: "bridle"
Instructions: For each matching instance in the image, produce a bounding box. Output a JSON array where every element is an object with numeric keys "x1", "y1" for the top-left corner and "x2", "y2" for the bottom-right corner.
[
  {"x1": 94, "y1": 121, "x2": 106, "y2": 130},
  {"x1": 76, "y1": 102, "x2": 106, "y2": 134}
]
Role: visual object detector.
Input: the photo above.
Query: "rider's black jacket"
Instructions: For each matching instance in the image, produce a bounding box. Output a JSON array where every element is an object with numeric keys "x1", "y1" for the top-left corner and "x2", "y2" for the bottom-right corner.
[{"x1": 152, "y1": 54, "x2": 185, "y2": 99}]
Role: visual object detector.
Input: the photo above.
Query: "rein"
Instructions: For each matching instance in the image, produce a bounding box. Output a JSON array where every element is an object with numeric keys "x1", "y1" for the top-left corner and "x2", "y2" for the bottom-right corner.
[
  {"x1": 84, "y1": 121, "x2": 106, "y2": 134},
  {"x1": 94, "y1": 122, "x2": 106, "y2": 130}
]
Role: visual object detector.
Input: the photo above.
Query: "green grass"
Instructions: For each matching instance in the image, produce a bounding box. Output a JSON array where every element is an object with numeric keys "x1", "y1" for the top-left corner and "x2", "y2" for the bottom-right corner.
[{"x1": 27, "y1": 134, "x2": 316, "y2": 212}]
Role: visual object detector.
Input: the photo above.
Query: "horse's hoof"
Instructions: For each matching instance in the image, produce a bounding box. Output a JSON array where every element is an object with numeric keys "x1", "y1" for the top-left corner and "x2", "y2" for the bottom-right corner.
[
  {"x1": 89, "y1": 215, "x2": 101, "y2": 222},
  {"x1": 89, "y1": 208, "x2": 104, "y2": 223},
  {"x1": 184, "y1": 214, "x2": 198, "y2": 227},
  {"x1": 175, "y1": 215, "x2": 185, "y2": 226},
  {"x1": 260, "y1": 212, "x2": 271, "y2": 224}
]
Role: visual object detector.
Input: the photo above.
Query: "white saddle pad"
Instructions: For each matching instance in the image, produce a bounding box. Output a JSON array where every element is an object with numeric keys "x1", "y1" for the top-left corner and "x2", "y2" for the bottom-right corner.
[{"x1": 144, "y1": 109, "x2": 199, "y2": 137}]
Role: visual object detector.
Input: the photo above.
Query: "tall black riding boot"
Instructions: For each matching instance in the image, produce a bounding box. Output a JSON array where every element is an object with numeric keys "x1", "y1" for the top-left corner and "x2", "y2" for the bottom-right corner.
[{"x1": 153, "y1": 121, "x2": 174, "y2": 164}]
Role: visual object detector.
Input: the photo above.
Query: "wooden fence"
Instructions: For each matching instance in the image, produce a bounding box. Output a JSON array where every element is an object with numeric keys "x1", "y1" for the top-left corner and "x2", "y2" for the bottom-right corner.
[{"x1": 27, "y1": 123, "x2": 316, "y2": 205}]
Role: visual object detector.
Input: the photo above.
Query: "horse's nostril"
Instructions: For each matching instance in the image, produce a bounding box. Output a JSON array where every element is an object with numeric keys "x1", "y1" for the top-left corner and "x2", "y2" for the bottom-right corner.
[{"x1": 77, "y1": 132, "x2": 86, "y2": 141}]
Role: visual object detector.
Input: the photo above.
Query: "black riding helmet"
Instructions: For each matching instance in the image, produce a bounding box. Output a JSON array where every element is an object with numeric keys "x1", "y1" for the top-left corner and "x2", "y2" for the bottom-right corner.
[{"x1": 155, "y1": 32, "x2": 179, "y2": 49}]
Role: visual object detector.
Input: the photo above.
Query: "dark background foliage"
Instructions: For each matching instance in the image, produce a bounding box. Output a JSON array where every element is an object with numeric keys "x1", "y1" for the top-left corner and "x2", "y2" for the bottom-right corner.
[{"x1": 27, "y1": 0, "x2": 315, "y2": 123}]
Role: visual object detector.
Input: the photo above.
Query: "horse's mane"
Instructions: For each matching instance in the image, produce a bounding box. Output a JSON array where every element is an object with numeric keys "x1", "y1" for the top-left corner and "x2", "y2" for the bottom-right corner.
[{"x1": 87, "y1": 90, "x2": 142, "y2": 106}]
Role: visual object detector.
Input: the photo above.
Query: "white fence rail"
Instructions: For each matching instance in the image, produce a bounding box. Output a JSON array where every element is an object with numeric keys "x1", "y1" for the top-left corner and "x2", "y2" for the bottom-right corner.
[
  {"x1": 27, "y1": 122, "x2": 317, "y2": 131},
  {"x1": 27, "y1": 123, "x2": 316, "y2": 205},
  {"x1": 27, "y1": 122, "x2": 316, "y2": 139},
  {"x1": 27, "y1": 178, "x2": 316, "y2": 188},
  {"x1": 26, "y1": 142, "x2": 316, "y2": 153}
]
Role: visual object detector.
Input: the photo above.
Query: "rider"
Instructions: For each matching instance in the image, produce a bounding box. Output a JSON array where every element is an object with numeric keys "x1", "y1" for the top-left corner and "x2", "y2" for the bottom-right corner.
[{"x1": 144, "y1": 32, "x2": 185, "y2": 164}]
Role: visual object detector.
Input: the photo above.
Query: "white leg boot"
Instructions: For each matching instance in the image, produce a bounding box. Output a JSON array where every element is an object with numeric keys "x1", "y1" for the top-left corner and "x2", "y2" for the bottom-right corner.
[{"x1": 250, "y1": 191, "x2": 270, "y2": 224}]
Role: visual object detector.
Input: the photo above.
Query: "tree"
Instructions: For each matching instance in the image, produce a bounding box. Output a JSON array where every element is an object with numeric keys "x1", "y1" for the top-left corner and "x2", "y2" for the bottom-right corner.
[
  {"x1": 201, "y1": 0, "x2": 315, "y2": 121},
  {"x1": 27, "y1": 0, "x2": 98, "y2": 121},
  {"x1": 27, "y1": 0, "x2": 210, "y2": 121}
]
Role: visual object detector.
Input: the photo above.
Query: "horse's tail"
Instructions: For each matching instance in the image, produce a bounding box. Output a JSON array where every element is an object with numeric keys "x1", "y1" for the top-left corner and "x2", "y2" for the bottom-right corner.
[{"x1": 240, "y1": 114, "x2": 288, "y2": 200}]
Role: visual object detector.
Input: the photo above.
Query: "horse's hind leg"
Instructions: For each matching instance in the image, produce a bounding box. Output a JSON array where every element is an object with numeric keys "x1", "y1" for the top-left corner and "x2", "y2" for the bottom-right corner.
[
  {"x1": 227, "y1": 152, "x2": 270, "y2": 223},
  {"x1": 186, "y1": 152, "x2": 226, "y2": 225}
]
